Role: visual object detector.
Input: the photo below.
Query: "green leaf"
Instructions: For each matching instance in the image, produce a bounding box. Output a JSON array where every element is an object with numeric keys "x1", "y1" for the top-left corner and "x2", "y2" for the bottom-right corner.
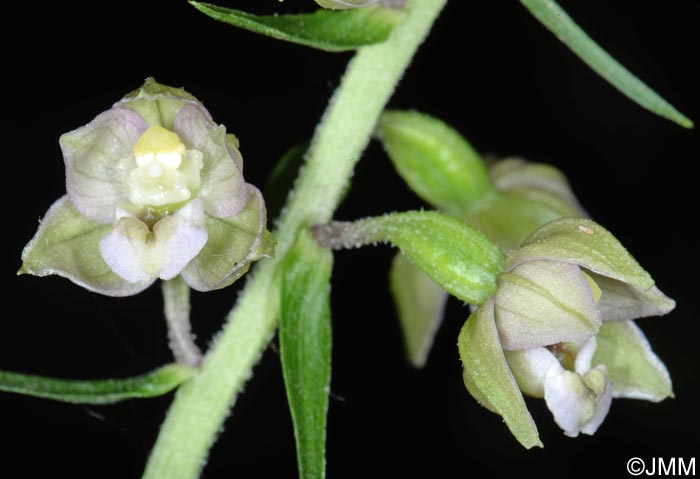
[
  {"x1": 313, "y1": 211, "x2": 504, "y2": 304},
  {"x1": 19, "y1": 196, "x2": 152, "y2": 297},
  {"x1": 458, "y1": 299, "x2": 542, "y2": 448},
  {"x1": 280, "y1": 230, "x2": 333, "y2": 479},
  {"x1": 520, "y1": 0, "x2": 692, "y2": 128},
  {"x1": 593, "y1": 320, "x2": 673, "y2": 401},
  {"x1": 390, "y1": 253, "x2": 448, "y2": 368},
  {"x1": 189, "y1": 2, "x2": 405, "y2": 52},
  {"x1": 377, "y1": 111, "x2": 493, "y2": 215},
  {"x1": 0, "y1": 364, "x2": 195, "y2": 404}
]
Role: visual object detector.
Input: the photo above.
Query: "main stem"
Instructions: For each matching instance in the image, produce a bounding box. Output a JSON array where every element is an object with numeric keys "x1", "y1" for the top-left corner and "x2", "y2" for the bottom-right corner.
[{"x1": 142, "y1": 1, "x2": 446, "y2": 478}]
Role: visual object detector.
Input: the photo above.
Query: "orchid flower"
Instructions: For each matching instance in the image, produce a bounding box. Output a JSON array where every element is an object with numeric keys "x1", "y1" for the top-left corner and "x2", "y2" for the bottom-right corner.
[
  {"x1": 20, "y1": 78, "x2": 274, "y2": 296},
  {"x1": 459, "y1": 218, "x2": 674, "y2": 447}
]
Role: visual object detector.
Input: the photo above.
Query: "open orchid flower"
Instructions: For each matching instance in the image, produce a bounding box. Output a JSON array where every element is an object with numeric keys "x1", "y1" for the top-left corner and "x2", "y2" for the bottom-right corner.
[
  {"x1": 20, "y1": 78, "x2": 274, "y2": 296},
  {"x1": 458, "y1": 218, "x2": 674, "y2": 447}
]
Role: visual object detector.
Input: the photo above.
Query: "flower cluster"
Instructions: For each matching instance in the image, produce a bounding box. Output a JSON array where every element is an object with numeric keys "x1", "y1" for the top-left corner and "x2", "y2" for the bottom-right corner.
[
  {"x1": 20, "y1": 79, "x2": 273, "y2": 296},
  {"x1": 459, "y1": 218, "x2": 674, "y2": 446}
]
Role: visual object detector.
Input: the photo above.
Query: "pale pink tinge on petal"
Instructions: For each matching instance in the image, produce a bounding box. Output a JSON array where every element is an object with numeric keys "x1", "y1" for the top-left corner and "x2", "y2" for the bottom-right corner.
[
  {"x1": 173, "y1": 104, "x2": 248, "y2": 218},
  {"x1": 150, "y1": 201, "x2": 208, "y2": 280},
  {"x1": 62, "y1": 107, "x2": 148, "y2": 223},
  {"x1": 99, "y1": 201, "x2": 207, "y2": 283}
]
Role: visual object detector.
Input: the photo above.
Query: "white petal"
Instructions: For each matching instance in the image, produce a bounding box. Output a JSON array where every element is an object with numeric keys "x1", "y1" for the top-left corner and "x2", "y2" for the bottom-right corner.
[
  {"x1": 505, "y1": 347, "x2": 560, "y2": 397},
  {"x1": 149, "y1": 203, "x2": 208, "y2": 280},
  {"x1": 544, "y1": 363, "x2": 611, "y2": 437},
  {"x1": 580, "y1": 366, "x2": 612, "y2": 435},
  {"x1": 99, "y1": 217, "x2": 151, "y2": 283},
  {"x1": 574, "y1": 336, "x2": 598, "y2": 375},
  {"x1": 99, "y1": 202, "x2": 207, "y2": 283}
]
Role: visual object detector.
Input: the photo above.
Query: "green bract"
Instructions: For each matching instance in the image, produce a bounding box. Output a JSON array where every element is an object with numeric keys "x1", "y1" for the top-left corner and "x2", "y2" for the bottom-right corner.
[
  {"x1": 20, "y1": 78, "x2": 274, "y2": 296},
  {"x1": 459, "y1": 218, "x2": 674, "y2": 446}
]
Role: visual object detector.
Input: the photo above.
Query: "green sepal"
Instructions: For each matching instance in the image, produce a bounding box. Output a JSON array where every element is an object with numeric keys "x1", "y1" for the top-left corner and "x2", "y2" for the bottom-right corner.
[
  {"x1": 280, "y1": 230, "x2": 333, "y2": 479},
  {"x1": 189, "y1": 2, "x2": 405, "y2": 52},
  {"x1": 0, "y1": 364, "x2": 195, "y2": 404},
  {"x1": 19, "y1": 196, "x2": 153, "y2": 297},
  {"x1": 593, "y1": 320, "x2": 673, "y2": 401},
  {"x1": 458, "y1": 299, "x2": 542, "y2": 449},
  {"x1": 390, "y1": 253, "x2": 448, "y2": 368},
  {"x1": 181, "y1": 186, "x2": 275, "y2": 291},
  {"x1": 118, "y1": 77, "x2": 201, "y2": 130},
  {"x1": 377, "y1": 110, "x2": 492, "y2": 215},
  {"x1": 507, "y1": 218, "x2": 654, "y2": 289}
]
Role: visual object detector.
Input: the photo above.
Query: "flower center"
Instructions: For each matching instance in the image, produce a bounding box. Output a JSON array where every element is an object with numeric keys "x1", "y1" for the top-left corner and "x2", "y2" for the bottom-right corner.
[{"x1": 127, "y1": 126, "x2": 203, "y2": 209}]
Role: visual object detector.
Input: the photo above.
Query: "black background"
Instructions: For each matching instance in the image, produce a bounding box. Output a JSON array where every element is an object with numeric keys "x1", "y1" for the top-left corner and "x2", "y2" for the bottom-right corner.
[{"x1": 3, "y1": 1, "x2": 699, "y2": 478}]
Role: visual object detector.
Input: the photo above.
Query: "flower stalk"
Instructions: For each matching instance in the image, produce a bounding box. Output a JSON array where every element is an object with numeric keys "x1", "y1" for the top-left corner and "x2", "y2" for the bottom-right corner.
[
  {"x1": 162, "y1": 277, "x2": 202, "y2": 367},
  {"x1": 141, "y1": 1, "x2": 447, "y2": 478}
]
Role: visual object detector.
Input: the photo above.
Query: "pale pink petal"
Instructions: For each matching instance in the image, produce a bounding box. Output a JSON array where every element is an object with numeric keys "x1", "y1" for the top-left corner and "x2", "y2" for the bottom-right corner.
[{"x1": 61, "y1": 107, "x2": 148, "y2": 223}]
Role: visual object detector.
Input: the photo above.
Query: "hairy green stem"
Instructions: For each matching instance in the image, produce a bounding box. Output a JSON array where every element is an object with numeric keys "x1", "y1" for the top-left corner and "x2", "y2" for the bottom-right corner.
[
  {"x1": 162, "y1": 277, "x2": 201, "y2": 367},
  {"x1": 142, "y1": 1, "x2": 446, "y2": 477}
]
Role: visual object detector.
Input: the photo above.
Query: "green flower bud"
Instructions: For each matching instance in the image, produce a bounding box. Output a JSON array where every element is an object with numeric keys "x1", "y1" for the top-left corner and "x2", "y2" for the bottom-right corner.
[{"x1": 20, "y1": 78, "x2": 274, "y2": 296}]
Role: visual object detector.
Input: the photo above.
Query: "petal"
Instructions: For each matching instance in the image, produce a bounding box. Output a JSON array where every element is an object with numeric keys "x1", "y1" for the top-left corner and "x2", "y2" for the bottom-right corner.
[
  {"x1": 506, "y1": 218, "x2": 655, "y2": 291},
  {"x1": 504, "y1": 347, "x2": 560, "y2": 397},
  {"x1": 149, "y1": 202, "x2": 208, "y2": 280},
  {"x1": 495, "y1": 260, "x2": 601, "y2": 350},
  {"x1": 61, "y1": 107, "x2": 148, "y2": 223},
  {"x1": 99, "y1": 216, "x2": 151, "y2": 283},
  {"x1": 573, "y1": 336, "x2": 598, "y2": 375},
  {"x1": 592, "y1": 320, "x2": 673, "y2": 401},
  {"x1": 19, "y1": 196, "x2": 153, "y2": 296},
  {"x1": 173, "y1": 104, "x2": 247, "y2": 218},
  {"x1": 182, "y1": 186, "x2": 274, "y2": 292},
  {"x1": 489, "y1": 157, "x2": 587, "y2": 217},
  {"x1": 588, "y1": 272, "x2": 675, "y2": 321},
  {"x1": 389, "y1": 253, "x2": 449, "y2": 368},
  {"x1": 100, "y1": 201, "x2": 208, "y2": 283},
  {"x1": 580, "y1": 366, "x2": 612, "y2": 436},
  {"x1": 544, "y1": 363, "x2": 611, "y2": 437},
  {"x1": 458, "y1": 299, "x2": 543, "y2": 449}
]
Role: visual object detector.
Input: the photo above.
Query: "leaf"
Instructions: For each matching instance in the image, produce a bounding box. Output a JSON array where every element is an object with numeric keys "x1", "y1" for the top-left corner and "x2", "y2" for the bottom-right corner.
[
  {"x1": 280, "y1": 230, "x2": 333, "y2": 479},
  {"x1": 458, "y1": 299, "x2": 542, "y2": 448},
  {"x1": 593, "y1": 320, "x2": 673, "y2": 401},
  {"x1": 389, "y1": 253, "x2": 448, "y2": 368},
  {"x1": 19, "y1": 196, "x2": 153, "y2": 297},
  {"x1": 313, "y1": 211, "x2": 504, "y2": 305},
  {"x1": 0, "y1": 364, "x2": 195, "y2": 404},
  {"x1": 377, "y1": 110, "x2": 492, "y2": 215},
  {"x1": 189, "y1": 2, "x2": 405, "y2": 52},
  {"x1": 521, "y1": 0, "x2": 692, "y2": 128}
]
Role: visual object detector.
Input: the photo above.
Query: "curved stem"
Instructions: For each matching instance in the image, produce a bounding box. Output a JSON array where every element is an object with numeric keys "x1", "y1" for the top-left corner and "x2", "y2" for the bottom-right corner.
[
  {"x1": 162, "y1": 277, "x2": 202, "y2": 367},
  {"x1": 142, "y1": 1, "x2": 447, "y2": 478}
]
